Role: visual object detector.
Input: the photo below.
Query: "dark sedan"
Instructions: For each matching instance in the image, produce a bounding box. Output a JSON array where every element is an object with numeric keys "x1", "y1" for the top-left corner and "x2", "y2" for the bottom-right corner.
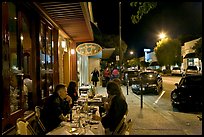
[
  {"x1": 121, "y1": 70, "x2": 139, "y2": 86},
  {"x1": 171, "y1": 74, "x2": 203, "y2": 111},
  {"x1": 131, "y1": 71, "x2": 163, "y2": 95}
]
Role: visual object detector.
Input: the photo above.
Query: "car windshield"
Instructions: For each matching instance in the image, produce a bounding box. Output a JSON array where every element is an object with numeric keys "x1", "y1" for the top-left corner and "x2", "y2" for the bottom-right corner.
[
  {"x1": 126, "y1": 71, "x2": 139, "y2": 78},
  {"x1": 140, "y1": 72, "x2": 157, "y2": 79},
  {"x1": 187, "y1": 66, "x2": 198, "y2": 70},
  {"x1": 173, "y1": 67, "x2": 180, "y2": 70},
  {"x1": 180, "y1": 76, "x2": 202, "y2": 85}
]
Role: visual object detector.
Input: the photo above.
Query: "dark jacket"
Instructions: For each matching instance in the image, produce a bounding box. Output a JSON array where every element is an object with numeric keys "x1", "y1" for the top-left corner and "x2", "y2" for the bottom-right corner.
[
  {"x1": 101, "y1": 95, "x2": 127, "y2": 132},
  {"x1": 91, "y1": 70, "x2": 99, "y2": 82},
  {"x1": 68, "y1": 90, "x2": 78, "y2": 107},
  {"x1": 41, "y1": 93, "x2": 71, "y2": 132}
]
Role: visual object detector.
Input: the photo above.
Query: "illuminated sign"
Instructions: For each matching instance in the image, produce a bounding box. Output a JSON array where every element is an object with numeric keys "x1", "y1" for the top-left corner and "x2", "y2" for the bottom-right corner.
[
  {"x1": 76, "y1": 43, "x2": 102, "y2": 56},
  {"x1": 144, "y1": 49, "x2": 151, "y2": 52}
]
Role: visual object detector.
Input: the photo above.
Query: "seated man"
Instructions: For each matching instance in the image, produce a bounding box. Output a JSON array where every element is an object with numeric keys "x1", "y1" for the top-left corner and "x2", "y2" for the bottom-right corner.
[
  {"x1": 40, "y1": 84, "x2": 72, "y2": 132},
  {"x1": 93, "y1": 81, "x2": 128, "y2": 134}
]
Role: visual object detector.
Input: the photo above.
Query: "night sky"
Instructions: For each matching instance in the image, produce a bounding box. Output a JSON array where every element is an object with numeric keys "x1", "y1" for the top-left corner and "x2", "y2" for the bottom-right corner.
[{"x1": 92, "y1": 1, "x2": 202, "y2": 57}]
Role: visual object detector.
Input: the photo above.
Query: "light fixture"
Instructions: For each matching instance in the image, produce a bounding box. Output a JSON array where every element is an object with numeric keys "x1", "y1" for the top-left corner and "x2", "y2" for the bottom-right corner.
[
  {"x1": 61, "y1": 41, "x2": 66, "y2": 49},
  {"x1": 158, "y1": 32, "x2": 166, "y2": 39},
  {"x1": 71, "y1": 49, "x2": 75, "y2": 55}
]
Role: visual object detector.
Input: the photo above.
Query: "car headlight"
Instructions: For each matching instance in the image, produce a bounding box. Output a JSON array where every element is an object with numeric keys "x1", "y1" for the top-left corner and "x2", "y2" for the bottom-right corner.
[
  {"x1": 132, "y1": 85, "x2": 136, "y2": 88},
  {"x1": 171, "y1": 92, "x2": 177, "y2": 99},
  {"x1": 148, "y1": 84, "x2": 157, "y2": 87}
]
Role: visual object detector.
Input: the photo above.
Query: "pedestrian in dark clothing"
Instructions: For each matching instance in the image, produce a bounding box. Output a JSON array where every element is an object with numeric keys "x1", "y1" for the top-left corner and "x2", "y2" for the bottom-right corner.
[
  {"x1": 41, "y1": 84, "x2": 72, "y2": 132},
  {"x1": 91, "y1": 68, "x2": 100, "y2": 87},
  {"x1": 67, "y1": 81, "x2": 79, "y2": 107}
]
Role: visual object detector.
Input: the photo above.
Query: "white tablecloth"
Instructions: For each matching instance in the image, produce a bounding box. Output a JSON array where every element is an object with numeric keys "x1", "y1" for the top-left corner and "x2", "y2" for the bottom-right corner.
[{"x1": 46, "y1": 106, "x2": 105, "y2": 135}]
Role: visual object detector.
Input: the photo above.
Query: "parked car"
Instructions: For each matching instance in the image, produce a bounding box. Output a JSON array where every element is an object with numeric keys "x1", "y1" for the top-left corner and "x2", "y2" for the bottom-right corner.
[
  {"x1": 131, "y1": 71, "x2": 163, "y2": 95},
  {"x1": 171, "y1": 67, "x2": 182, "y2": 76},
  {"x1": 121, "y1": 70, "x2": 139, "y2": 86},
  {"x1": 184, "y1": 66, "x2": 199, "y2": 76},
  {"x1": 171, "y1": 74, "x2": 203, "y2": 111}
]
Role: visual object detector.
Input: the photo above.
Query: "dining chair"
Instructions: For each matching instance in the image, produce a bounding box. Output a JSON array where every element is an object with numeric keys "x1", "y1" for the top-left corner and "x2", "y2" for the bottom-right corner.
[
  {"x1": 112, "y1": 114, "x2": 127, "y2": 135},
  {"x1": 112, "y1": 109, "x2": 130, "y2": 135},
  {"x1": 16, "y1": 118, "x2": 37, "y2": 135},
  {"x1": 124, "y1": 118, "x2": 132, "y2": 135},
  {"x1": 34, "y1": 106, "x2": 47, "y2": 134}
]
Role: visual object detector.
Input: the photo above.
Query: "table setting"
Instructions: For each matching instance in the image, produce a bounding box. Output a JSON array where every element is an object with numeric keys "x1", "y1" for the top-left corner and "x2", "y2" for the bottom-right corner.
[{"x1": 46, "y1": 104, "x2": 104, "y2": 135}]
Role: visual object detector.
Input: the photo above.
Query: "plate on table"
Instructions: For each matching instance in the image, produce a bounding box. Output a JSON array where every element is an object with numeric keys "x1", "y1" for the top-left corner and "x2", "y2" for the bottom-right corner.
[{"x1": 89, "y1": 120, "x2": 99, "y2": 125}]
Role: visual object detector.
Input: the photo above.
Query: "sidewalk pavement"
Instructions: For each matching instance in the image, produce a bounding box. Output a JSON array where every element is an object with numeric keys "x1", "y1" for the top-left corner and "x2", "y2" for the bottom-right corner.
[{"x1": 95, "y1": 85, "x2": 202, "y2": 135}]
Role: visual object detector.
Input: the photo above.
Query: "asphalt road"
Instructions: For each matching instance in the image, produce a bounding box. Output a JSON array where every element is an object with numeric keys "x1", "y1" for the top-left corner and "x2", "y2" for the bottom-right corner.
[{"x1": 133, "y1": 76, "x2": 181, "y2": 112}]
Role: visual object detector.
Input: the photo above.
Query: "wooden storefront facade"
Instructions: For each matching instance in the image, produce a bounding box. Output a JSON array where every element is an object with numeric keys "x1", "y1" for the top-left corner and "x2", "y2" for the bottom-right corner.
[{"x1": 1, "y1": 1, "x2": 93, "y2": 133}]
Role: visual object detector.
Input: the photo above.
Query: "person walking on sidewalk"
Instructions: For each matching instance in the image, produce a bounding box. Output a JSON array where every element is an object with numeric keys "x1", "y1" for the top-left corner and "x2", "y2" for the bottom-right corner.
[
  {"x1": 91, "y1": 68, "x2": 100, "y2": 87},
  {"x1": 111, "y1": 67, "x2": 120, "y2": 80},
  {"x1": 103, "y1": 67, "x2": 111, "y2": 85}
]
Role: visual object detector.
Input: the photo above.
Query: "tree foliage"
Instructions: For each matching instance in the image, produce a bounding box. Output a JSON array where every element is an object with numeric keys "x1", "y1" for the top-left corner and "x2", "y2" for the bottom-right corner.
[
  {"x1": 154, "y1": 38, "x2": 182, "y2": 67},
  {"x1": 128, "y1": 58, "x2": 140, "y2": 67},
  {"x1": 130, "y1": 2, "x2": 157, "y2": 24},
  {"x1": 192, "y1": 37, "x2": 202, "y2": 60}
]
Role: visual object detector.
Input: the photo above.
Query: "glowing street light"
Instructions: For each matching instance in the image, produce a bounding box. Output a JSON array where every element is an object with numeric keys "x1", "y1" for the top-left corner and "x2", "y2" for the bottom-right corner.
[
  {"x1": 158, "y1": 32, "x2": 167, "y2": 39},
  {"x1": 130, "y1": 51, "x2": 134, "y2": 55}
]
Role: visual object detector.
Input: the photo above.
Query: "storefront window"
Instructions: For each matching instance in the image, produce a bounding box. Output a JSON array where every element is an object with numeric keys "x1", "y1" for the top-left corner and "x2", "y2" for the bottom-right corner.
[
  {"x1": 8, "y1": 2, "x2": 21, "y2": 113},
  {"x1": 40, "y1": 23, "x2": 54, "y2": 99},
  {"x1": 21, "y1": 14, "x2": 32, "y2": 110},
  {"x1": 8, "y1": 2, "x2": 33, "y2": 113}
]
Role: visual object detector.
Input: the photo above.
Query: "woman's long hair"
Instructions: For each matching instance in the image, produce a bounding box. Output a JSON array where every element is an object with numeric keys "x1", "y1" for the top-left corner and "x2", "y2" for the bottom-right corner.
[
  {"x1": 106, "y1": 81, "x2": 121, "y2": 96},
  {"x1": 67, "y1": 81, "x2": 77, "y2": 95}
]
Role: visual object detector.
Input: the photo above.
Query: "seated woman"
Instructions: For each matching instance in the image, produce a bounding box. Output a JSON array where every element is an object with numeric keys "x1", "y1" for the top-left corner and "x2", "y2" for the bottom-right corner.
[
  {"x1": 67, "y1": 81, "x2": 79, "y2": 107},
  {"x1": 40, "y1": 84, "x2": 72, "y2": 132},
  {"x1": 93, "y1": 81, "x2": 128, "y2": 134}
]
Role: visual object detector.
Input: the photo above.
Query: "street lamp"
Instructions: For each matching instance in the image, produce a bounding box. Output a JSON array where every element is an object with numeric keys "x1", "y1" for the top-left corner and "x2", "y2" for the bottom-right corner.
[
  {"x1": 130, "y1": 51, "x2": 134, "y2": 55},
  {"x1": 158, "y1": 32, "x2": 167, "y2": 40}
]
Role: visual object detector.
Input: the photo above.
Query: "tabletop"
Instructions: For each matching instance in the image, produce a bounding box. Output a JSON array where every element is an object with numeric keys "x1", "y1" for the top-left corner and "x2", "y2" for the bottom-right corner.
[{"x1": 46, "y1": 105, "x2": 105, "y2": 135}]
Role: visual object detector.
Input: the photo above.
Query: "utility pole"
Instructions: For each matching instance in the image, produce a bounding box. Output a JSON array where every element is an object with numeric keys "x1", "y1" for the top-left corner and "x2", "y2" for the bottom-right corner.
[{"x1": 119, "y1": 2, "x2": 122, "y2": 68}]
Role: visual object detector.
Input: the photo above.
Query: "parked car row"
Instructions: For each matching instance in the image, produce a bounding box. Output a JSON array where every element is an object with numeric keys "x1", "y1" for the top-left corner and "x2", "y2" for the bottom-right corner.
[
  {"x1": 121, "y1": 69, "x2": 163, "y2": 95},
  {"x1": 171, "y1": 66, "x2": 200, "y2": 76}
]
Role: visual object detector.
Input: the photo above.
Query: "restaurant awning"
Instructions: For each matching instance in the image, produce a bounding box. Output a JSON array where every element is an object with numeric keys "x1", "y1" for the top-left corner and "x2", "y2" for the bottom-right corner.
[
  {"x1": 102, "y1": 48, "x2": 115, "y2": 59},
  {"x1": 184, "y1": 53, "x2": 196, "y2": 58},
  {"x1": 34, "y1": 2, "x2": 94, "y2": 42}
]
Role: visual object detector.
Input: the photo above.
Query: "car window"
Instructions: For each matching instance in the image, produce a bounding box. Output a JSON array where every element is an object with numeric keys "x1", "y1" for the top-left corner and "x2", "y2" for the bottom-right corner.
[
  {"x1": 187, "y1": 66, "x2": 198, "y2": 70},
  {"x1": 126, "y1": 71, "x2": 139, "y2": 77},
  {"x1": 172, "y1": 67, "x2": 180, "y2": 70},
  {"x1": 140, "y1": 72, "x2": 157, "y2": 79},
  {"x1": 179, "y1": 76, "x2": 202, "y2": 86}
]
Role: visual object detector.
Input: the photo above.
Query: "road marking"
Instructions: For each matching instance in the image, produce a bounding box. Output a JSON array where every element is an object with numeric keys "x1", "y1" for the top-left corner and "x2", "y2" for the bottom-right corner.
[{"x1": 154, "y1": 90, "x2": 166, "y2": 104}]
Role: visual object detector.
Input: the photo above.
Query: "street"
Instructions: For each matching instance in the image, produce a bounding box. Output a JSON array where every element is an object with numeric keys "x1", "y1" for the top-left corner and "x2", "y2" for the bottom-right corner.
[
  {"x1": 140, "y1": 76, "x2": 181, "y2": 112},
  {"x1": 119, "y1": 75, "x2": 202, "y2": 135}
]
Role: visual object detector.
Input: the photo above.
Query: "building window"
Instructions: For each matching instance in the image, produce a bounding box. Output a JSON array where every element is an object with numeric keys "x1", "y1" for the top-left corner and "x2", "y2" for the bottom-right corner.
[{"x1": 40, "y1": 22, "x2": 54, "y2": 99}]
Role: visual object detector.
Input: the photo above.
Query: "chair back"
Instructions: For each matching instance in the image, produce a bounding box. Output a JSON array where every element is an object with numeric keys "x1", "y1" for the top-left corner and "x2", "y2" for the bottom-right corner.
[
  {"x1": 35, "y1": 106, "x2": 42, "y2": 118},
  {"x1": 16, "y1": 118, "x2": 36, "y2": 135},
  {"x1": 34, "y1": 106, "x2": 47, "y2": 134},
  {"x1": 112, "y1": 109, "x2": 129, "y2": 135},
  {"x1": 112, "y1": 114, "x2": 127, "y2": 135}
]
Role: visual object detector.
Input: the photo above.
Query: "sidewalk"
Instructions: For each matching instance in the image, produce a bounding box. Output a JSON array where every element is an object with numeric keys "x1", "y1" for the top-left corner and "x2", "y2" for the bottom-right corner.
[{"x1": 95, "y1": 86, "x2": 202, "y2": 135}]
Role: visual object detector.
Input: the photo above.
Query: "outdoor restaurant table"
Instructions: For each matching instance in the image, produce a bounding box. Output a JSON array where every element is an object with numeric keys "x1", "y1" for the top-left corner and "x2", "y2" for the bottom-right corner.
[
  {"x1": 46, "y1": 105, "x2": 105, "y2": 135},
  {"x1": 77, "y1": 95, "x2": 104, "y2": 106},
  {"x1": 79, "y1": 85, "x2": 91, "y2": 95}
]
